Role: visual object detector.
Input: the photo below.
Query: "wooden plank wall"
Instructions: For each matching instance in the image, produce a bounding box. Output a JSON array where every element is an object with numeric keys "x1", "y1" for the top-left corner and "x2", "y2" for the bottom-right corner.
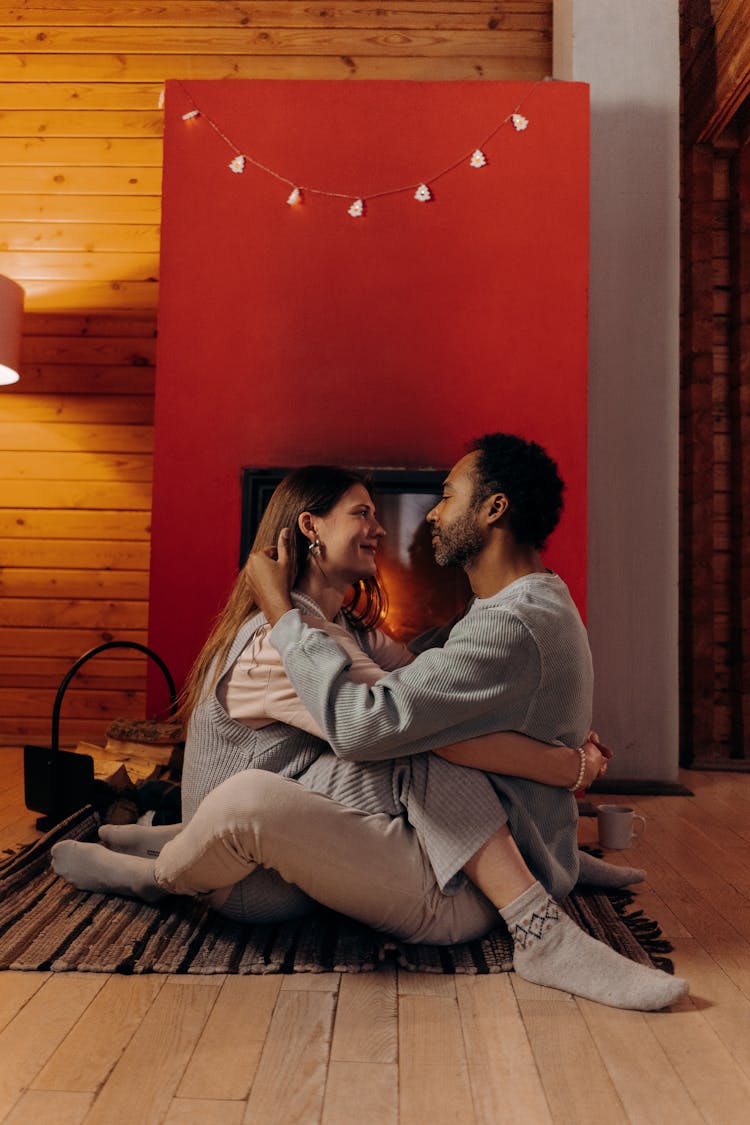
[
  {"x1": 680, "y1": 0, "x2": 750, "y2": 765},
  {"x1": 0, "y1": 2, "x2": 552, "y2": 748}
]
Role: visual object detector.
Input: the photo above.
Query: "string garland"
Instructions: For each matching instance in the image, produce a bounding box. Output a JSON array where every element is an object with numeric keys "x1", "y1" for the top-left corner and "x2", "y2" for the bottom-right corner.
[{"x1": 166, "y1": 80, "x2": 542, "y2": 218}]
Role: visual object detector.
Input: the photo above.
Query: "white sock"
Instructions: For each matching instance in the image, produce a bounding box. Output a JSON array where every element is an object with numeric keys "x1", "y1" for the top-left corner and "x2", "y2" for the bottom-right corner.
[
  {"x1": 51, "y1": 841, "x2": 164, "y2": 902},
  {"x1": 99, "y1": 822, "x2": 183, "y2": 858},
  {"x1": 576, "y1": 849, "x2": 646, "y2": 888},
  {"x1": 500, "y1": 881, "x2": 688, "y2": 1010}
]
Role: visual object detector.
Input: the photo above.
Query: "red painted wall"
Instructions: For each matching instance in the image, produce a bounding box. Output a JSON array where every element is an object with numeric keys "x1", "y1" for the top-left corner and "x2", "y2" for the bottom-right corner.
[{"x1": 149, "y1": 79, "x2": 589, "y2": 701}]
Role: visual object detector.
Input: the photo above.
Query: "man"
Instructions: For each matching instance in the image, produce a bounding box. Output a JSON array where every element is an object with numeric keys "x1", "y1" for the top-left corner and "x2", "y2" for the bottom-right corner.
[{"x1": 54, "y1": 434, "x2": 687, "y2": 1009}]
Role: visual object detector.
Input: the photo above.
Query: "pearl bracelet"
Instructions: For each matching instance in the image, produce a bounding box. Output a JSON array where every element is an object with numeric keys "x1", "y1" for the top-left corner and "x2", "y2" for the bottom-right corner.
[{"x1": 567, "y1": 745, "x2": 587, "y2": 792}]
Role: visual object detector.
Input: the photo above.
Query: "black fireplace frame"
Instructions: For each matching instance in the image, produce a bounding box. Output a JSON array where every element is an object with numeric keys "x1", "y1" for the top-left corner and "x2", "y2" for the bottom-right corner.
[{"x1": 239, "y1": 466, "x2": 447, "y2": 568}]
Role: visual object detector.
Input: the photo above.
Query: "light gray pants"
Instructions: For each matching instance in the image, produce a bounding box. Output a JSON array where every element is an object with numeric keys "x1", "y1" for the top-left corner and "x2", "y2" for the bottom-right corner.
[{"x1": 154, "y1": 770, "x2": 499, "y2": 945}]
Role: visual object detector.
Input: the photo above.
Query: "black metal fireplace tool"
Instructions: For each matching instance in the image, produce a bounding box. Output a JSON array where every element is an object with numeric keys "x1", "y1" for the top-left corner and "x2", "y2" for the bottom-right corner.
[{"x1": 23, "y1": 640, "x2": 177, "y2": 830}]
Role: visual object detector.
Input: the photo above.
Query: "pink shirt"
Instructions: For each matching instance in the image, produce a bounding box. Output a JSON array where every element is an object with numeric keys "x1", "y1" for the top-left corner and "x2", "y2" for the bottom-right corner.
[{"x1": 220, "y1": 613, "x2": 414, "y2": 738}]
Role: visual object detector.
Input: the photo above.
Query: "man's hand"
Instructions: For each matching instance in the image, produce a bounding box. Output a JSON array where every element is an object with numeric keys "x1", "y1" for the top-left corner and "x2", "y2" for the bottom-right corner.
[{"x1": 244, "y1": 529, "x2": 295, "y2": 625}]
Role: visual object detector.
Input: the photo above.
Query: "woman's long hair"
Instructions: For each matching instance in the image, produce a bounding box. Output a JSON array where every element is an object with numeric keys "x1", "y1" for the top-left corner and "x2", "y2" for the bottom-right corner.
[{"x1": 177, "y1": 466, "x2": 388, "y2": 721}]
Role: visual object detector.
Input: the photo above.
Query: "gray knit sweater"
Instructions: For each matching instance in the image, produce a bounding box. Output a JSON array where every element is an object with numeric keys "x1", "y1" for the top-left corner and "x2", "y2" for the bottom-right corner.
[
  {"x1": 271, "y1": 572, "x2": 594, "y2": 898},
  {"x1": 181, "y1": 596, "x2": 508, "y2": 894}
]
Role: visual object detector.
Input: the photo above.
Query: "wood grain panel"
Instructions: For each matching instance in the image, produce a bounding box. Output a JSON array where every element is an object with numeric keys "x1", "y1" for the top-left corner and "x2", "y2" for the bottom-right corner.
[
  {"x1": 3, "y1": 479, "x2": 152, "y2": 508},
  {"x1": 0, "y1": 717, "x2": 139, "y2": 745},
  {"x1": 0, "y1": 510, "x2": 151, "y2": 538},
  {"x1": 0, "y1": 166, "x2": 163, "y2": 194},
  {"x1": 23, "y1": 312, "x2": 158, "y2": 336},
  {"x1": 728, "y1": 141, "x2": 750, "y2": 758},
  {"x1": 0, "y1": 194, "x2": 161, "y2": 222},
  {"x1": 17, "y1": 366, "x2": 155, "y2": 394},
  {"x1": 0, "y1": 568, "x2": 149, "y2": 598},
  {"x1": 0, "y1": 137, "x2": 164, "y2": 165},
  {"x1": 7, "y1": 398, "x2": 154, "y2": 425},
  {"x1": 3, "y1": 597, "x2": 147, "y2": 629},
  {"x1": 2, "y1": 628, "x2": 148, "y2": 656},
  {"x1": 681, "y1": 1, "x2": 750, "y2": 765},
  {"x1": 0, "y1": 423, "x2": 153, "y2": 453},
  {"x1": 0, "y1": 54, "x2": 547, "y2": 82},
  {"x1": 0, "y1": 686, "x2": 146, "y2": 720},
  {"x1": 0, "y1": 655, "x2": 148, "y2": 689},
  {"x1": 0, "y1": 110, "x2": 164, "y2": 137},
  {"x1": 0, "y1": 27, "x2": 550, "y2": 56},
  {"x1": 0, "y1": 83, "x2": 164, "y2": 109},
  {"x1": 1, "y1": 222, "x2": 160, "y2": 252},
  {"x1": 680, "y1": 143, "x2": 716, "y2": 764},
  {"x1": 2, "y1": 250, "x2": 160, "y2": 282},
  {"x1": 21, "y1": 335, "x2": 156, "y2": 363},
  {"x1": 0, "y1": 451, "x2": 153, "y2": 480},
  {"x1": 2, "y1": 4, "x2": 551, "y2": 31},
  {"x1": 18, "y1": 281, "x2": 160, "y2": 311},
  {"x1": 0, "y1": 539, "x2": 150, "y2": 568}
]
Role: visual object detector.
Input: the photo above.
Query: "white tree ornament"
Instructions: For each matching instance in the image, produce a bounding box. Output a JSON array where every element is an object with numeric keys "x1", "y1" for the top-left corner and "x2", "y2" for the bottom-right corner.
[
  {"x1": 414, "y1": 183, "x2": 432, "y2": 202},
  {"x1": 229, "y1": 155, "x2": 246, "y2": 173},
  {"x1": 470, "y1": 149, "x2": 487, "y2": 168},
  {"x1": 511, "y1": 114, "x2": 529, "y2": 131},
  {"x1": 348, "y1": 198, "x2": 365, "y2": 217}
]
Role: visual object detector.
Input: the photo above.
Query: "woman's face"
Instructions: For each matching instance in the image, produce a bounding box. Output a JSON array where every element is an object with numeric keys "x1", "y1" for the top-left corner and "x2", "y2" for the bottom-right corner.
[{"x1": 306, "y1": 484, "x2": 386, "y2": 584}]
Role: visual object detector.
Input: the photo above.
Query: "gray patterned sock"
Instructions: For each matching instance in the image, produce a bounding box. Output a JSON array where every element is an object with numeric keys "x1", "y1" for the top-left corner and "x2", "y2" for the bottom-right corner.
[{"x1": 500, "y1": 881, "x2": 688, "y2": 1010}]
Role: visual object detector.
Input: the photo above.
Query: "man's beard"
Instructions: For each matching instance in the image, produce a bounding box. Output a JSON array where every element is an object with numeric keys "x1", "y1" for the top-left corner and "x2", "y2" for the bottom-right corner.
[{"x1": 432, "y1": 511, "x2": 484, "y2": 568}]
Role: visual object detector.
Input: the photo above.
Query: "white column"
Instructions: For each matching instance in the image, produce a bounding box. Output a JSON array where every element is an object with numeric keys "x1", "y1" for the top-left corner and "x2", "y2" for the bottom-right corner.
[{"x1": 554, "y1": 1, "x2": 680, "y2": 781}]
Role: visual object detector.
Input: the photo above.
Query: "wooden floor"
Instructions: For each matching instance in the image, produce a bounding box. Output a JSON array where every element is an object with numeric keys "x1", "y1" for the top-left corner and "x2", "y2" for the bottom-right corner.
[{"x1": 1, "y1": 748, "x2": 750, "y2": 1125}]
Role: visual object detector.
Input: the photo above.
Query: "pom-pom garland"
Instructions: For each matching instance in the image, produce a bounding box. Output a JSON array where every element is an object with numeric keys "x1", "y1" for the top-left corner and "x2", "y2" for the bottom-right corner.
[{"x1": 173, "y1": 81, "x2": 541, "y2": 218}]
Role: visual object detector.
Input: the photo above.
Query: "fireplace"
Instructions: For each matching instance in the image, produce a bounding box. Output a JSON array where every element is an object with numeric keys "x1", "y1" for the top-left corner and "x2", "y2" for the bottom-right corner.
[{"x1": 241, "y1": 468, "x2": 471, "y2": 644}]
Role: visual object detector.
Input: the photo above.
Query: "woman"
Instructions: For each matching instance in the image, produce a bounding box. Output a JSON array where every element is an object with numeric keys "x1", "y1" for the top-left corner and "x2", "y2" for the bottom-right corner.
[{"x1": 53, "y1": 467, "x2": 685, "y2": 1008}]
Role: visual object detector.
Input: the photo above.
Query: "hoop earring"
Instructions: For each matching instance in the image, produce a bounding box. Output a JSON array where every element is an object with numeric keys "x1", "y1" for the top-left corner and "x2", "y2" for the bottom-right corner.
[{"x1": 308, "y1": 537, "x2": 322, "y2": 557}]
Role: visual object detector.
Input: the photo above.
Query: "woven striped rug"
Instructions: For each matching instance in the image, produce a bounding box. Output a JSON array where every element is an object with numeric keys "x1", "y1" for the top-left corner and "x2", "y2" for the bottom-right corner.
[{"x1": 0, "y1": 807, "x2": 674, "y2": 976}]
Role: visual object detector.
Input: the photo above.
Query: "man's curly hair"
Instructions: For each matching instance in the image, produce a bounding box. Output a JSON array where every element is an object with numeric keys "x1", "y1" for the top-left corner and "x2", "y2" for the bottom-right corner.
[{"x1": 468, "y1": 433, "x2": 565, "y2": 550}]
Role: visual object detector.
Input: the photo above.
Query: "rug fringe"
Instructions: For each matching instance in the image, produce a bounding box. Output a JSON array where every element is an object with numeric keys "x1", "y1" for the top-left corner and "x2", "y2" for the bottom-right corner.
[{"x1": 604, "y1": 891, "x2": 675, "y2": 974}]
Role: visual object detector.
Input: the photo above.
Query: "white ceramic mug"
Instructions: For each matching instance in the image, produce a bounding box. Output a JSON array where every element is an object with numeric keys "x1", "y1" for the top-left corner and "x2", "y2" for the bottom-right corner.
[{"x1": 596, "y1": 804, "x2": 646, "y2": 850}]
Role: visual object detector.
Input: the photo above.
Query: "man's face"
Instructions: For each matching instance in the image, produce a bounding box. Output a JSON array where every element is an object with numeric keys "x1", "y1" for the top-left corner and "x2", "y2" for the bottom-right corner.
[{"x1": 426, "y1": 452, "x2": 485, "y2": 568}]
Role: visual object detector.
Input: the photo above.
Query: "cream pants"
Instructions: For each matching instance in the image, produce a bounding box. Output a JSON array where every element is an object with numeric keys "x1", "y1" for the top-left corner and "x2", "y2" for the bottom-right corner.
[{"x1": 154, "y1": 770, "x2": 498, "y2": 945}]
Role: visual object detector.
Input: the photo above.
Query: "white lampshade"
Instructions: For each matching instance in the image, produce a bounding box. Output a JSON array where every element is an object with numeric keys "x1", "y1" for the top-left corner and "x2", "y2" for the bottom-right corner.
[{"x1": 0, "y1": 275, "x2": 24, "y2": 386}]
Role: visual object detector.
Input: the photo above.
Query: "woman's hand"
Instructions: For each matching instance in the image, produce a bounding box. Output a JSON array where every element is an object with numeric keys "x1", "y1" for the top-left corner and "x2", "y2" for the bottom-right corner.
[
  {"x1": 244, "y1": 529, "x2": 295, "y2": 625},
  {"x1": 577, "y1": 730, "x2": 613, "y2": 788}
]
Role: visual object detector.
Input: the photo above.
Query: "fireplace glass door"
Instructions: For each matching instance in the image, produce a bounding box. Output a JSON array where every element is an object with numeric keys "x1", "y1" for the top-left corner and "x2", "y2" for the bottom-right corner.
[{"x1": 241, "y1": 468, "x2": 471, "y2": 644}]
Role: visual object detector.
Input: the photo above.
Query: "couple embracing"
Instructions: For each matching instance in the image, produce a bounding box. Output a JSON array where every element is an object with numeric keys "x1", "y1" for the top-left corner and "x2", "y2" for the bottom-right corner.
[{"x1": 53, "y1": 432, "x2": 688, "y2": 1011}]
